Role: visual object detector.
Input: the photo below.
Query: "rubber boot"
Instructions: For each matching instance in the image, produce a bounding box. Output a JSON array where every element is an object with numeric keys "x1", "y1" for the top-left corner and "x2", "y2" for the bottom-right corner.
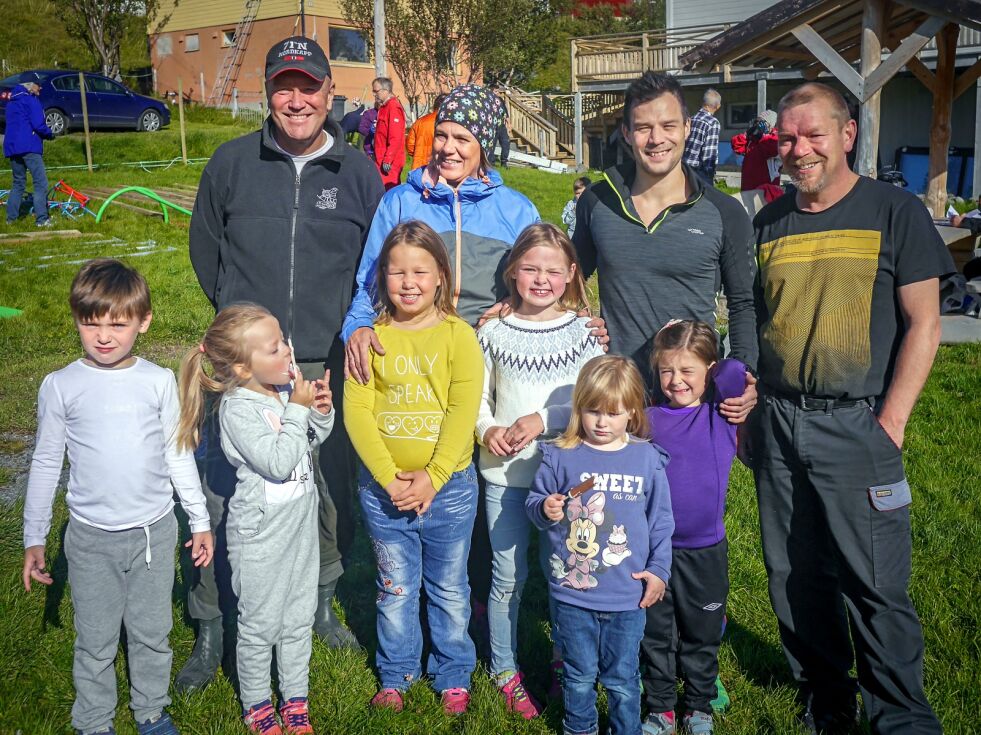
[
  {"x1": 174, "y1": 617, "x2": 223, "y2": 693},
  {"x1": 313, "y1": 581, "x2": 359, "y2": 648}
]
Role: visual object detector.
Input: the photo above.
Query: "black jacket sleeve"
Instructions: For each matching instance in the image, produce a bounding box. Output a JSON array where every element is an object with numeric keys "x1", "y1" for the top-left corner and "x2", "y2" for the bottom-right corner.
[
  {"x1": 189, "y1": 165, "x2": 225, "y2": 309},
  {"x1": 710, "y1": 190, "x2": 758, "y2": 369},
  {"x1": 572, "y1": 188, "x2": 598, "y2": 280}
]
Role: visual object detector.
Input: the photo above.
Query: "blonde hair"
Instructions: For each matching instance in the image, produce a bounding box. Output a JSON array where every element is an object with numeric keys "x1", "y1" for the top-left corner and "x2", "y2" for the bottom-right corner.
[
  {"x1": 176, "y1": 303, "x2": 274, "y2": 452},
  {"x1": 375, "y1": 220, "x2": 457, "y2": 324},
  {"x1": 555, "y1": 355, "x2": 649, "y2": 448},
  {"x1": 502, "y1": 223, "x2": 590, "y2": 314}
]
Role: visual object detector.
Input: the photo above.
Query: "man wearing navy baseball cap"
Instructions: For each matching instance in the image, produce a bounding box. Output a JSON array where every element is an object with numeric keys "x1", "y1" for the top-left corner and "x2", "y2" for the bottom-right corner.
[{"x1": 183, "y1": 35, "x2": 384, "y2": 705}]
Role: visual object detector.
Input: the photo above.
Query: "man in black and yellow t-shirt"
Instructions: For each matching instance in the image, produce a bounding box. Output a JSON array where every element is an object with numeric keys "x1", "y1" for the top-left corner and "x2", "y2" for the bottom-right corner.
[{"x1": 753, "y1": 83, "x2": 950, "y2": 735}]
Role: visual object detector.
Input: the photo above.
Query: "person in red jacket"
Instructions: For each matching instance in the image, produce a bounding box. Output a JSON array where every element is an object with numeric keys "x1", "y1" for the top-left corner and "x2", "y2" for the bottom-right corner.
[
  {"x1": 372, "y1": 77, "x2": 406, "y2": 189},
  {"x1": 731, "y1": 110, "x2": 781, "y2": 198}
]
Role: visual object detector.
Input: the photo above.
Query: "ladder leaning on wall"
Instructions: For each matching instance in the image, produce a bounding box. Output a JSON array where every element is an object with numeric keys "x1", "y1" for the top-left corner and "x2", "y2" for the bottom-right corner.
[{"x1": 207, "y1": 0, "x2": 263, "y2": 106}]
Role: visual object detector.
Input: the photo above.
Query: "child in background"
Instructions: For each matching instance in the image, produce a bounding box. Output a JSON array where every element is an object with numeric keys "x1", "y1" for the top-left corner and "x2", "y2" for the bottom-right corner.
[
  {"x1": 178, "y1": 303, "x2": 334, "y2": 735},
  {"x1": 526, "y1": 355, "x2": 674, "y2": 735},
  {"x1": 22, "y1": 259, "x2": 213, "y2": 735},
  {"x1": 476, "y1": 222, "x2": 603, "y2": 717},
  {"x1": 561, "y1": 176, "x2": 591, "y2": 238},
  {"x1": 345, "y1": 221, "x2": 484, "y2": 716},
  {"x1": 640, "y1": 320, "x2": 747, "y2": 735}
]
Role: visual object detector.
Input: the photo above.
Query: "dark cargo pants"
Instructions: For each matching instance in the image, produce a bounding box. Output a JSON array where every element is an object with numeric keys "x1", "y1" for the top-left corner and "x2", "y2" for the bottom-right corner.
[
  {"x1": 752, "y1": 393, "x2": 940, "y2": 734},
  {"x1": 186, "y1": 340, "x2": 357, "y2": 622}
]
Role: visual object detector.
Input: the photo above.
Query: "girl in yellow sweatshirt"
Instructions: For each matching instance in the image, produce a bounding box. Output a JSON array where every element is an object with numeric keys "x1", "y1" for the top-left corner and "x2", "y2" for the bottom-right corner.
[{"x1": 344, "y1": 220, "x2": 483, "y2": 716}]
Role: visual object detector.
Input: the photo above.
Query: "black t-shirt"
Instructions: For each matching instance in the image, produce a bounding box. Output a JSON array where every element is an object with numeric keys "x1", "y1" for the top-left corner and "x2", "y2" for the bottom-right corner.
[{"x1": 753, "y1": 176, "x2": 954, "y2": 399}]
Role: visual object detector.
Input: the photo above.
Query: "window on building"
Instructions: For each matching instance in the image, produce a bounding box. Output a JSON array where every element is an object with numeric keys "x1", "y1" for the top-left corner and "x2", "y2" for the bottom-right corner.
[
  {"x1": 726, "y1": 103, "x2": 756, "y2": 129},
  {"x1": 185, "y1": 33, "x2": 200, "y2": 52},
  {"x1": 222, "y1": 29, "x2": 236, "y2": 47},
  {"x1": 156, "y1": 35, "x2": 173, "y2": 56},
  {"x1": 328, "y1": 27, "x2": 369, "y2": 63}
]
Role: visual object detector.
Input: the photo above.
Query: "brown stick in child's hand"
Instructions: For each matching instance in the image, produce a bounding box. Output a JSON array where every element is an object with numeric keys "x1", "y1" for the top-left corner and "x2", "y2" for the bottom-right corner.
[{"x1": 568, "y1": 477, "x2": 595, "y2": 499}]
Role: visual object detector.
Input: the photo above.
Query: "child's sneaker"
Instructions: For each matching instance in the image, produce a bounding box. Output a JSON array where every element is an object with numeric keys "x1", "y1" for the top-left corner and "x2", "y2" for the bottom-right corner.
[
  {"x1": 243, "y1": 700, "x2": 284, "y2": 735},
  {"x1": 710, "y1": 676, "x2": 730, "y2": 711},
  {"x1": 136, "y1": 712, "x2": 179, "y2": 735},
  {"x1": 682, "y1": 710, "x2": 714, "y2": 734},
  {"x1": 370, "y1": 688, "x2": 404, "y2": 712},
  {"x1": 440, "y1": 687, "x2": 470, "y2": 715},
  {"x1": 547, "y1": 660, "x2": 565, "y2": 699},
  {"x1": 497, "y1": 671, "x2": 542, "y2": 719},
  {"x1": 279, "y1": 698, "x2": 314, "y2": 735},
  {"x1": 642, "y1": 711, "x2": 676, "y2": 735}
]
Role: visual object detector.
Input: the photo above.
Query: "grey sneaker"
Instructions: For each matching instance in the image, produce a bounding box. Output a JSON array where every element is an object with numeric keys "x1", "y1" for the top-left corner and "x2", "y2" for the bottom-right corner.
[
  {"x1": 682, "y1": 710, "x2": 713, "y2": 734},
  {"x1": 642, "y1": 711, "x2": 676, "y2": 735},
  {"x1": 36, "y1": 218, "x2": 52, "y2": 227}
]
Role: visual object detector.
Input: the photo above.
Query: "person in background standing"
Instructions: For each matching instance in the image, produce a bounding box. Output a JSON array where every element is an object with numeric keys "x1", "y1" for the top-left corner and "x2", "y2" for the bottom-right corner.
[
  {"x1": 683, "y1": 89, "x2": 722, "y2": 184},
  {"x1": 4, "y1": 77, "x2": 54, "y2": 227},
  {"x1": 406, "y1": 94, "x2": 447, "y2": 171},
  {"x1": 359, "y1": 101, "x2": 380, "y2": 159},
  {"x1": 731, "y1": 109, "x2": 781, "y2": 198},
  {"x1": 372, "y1": 77, "x2": 406, "y2": 189}
]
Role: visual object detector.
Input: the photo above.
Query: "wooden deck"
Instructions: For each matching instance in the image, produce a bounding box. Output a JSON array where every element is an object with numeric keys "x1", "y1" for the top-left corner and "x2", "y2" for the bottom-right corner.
[{"x1": 571, "y1": 25, "x2": 733, "y2": 92}]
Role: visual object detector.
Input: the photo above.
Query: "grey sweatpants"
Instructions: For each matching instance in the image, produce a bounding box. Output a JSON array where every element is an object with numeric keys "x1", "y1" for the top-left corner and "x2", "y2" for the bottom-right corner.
[
  {"x1": 65, "y1": 512, "x2": 177, "y2": 732},
  {"x1": 227, "y1": 489, "x2": 319, "y2": 709}
]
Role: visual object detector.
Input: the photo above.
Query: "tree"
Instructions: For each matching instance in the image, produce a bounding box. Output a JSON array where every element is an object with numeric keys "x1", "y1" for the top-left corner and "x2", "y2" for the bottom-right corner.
[
  {"x1": 342, "y1": 0, "x2": 563, "y2": 108},
  {"x1": 61, "y1": 0, "x2": 173, "y2": 80}
]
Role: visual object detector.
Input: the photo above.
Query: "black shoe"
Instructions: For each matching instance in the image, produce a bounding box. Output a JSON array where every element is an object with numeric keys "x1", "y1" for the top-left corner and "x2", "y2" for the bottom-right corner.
[
  {"x1": 174, "y1": 617, "x2": 223, "y2": 693},
  {"x1": 802, "y1": 704, "x2": 860, "y2": 734},
  {"x1": 313, "y1": 581, "x2": 359, "y2": 648}
]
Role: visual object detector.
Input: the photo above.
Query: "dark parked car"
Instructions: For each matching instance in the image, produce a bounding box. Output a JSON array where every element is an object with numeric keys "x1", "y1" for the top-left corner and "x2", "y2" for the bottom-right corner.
[{"x1": 0, "y1": 70, "x2": 170, "y2": 135}]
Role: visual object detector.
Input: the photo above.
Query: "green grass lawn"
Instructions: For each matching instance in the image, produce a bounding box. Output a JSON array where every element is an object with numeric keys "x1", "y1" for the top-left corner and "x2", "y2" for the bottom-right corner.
[{"x1": 1, "y1": 120, "x2": 979, "y2": 734}]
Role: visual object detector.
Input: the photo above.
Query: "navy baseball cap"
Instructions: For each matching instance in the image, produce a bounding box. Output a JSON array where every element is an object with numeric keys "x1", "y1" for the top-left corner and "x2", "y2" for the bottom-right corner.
[{"x1": 265, "y1": 36, "x2": 332, "y2": 83}]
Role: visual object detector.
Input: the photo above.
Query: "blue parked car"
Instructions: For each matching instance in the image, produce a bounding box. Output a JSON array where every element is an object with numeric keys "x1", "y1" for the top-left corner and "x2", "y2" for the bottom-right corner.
[{"x1": 0, "y1": 70, "x2": 170, "y2": 135}]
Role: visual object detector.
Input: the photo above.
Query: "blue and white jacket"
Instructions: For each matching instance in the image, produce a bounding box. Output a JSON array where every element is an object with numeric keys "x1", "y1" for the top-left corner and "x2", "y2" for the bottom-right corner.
[{"x1": 341, "y1": 166, "x2": 540, "y2": 340}]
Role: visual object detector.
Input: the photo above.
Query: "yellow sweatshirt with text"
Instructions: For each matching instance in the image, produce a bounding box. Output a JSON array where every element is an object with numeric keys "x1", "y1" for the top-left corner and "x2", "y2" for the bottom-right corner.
[{"x1": 344, "y1": 315, "x2": 483, "y2": 490}]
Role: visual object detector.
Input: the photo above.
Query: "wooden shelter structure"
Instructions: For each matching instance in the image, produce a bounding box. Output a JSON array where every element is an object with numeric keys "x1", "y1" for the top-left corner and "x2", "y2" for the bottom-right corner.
[{"x1": 678, "y1": 0, "x2": 981, "y2": 215}]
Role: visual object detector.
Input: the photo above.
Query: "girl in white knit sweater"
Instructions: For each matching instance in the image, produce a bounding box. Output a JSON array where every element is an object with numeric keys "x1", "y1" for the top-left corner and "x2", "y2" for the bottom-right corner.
[{"x1": 476, "y1": 223, "x2": 603, "y2": 717}]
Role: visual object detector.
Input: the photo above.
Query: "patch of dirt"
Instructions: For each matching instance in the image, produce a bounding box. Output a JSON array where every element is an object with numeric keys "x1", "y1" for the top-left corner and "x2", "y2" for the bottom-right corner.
[{"x1": 0, "y1": 431, "x2": 68, "y2": 506}]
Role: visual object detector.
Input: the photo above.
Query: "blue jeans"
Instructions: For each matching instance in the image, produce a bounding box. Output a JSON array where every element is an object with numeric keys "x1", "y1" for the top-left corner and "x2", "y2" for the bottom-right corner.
[
  {"x1": 7, "y1": 152, "x2": 49, "y2": 223},
  {"x1": 360, "y1": 464, "x2": 478, "y2": 692},
  {"x1": 553, "y1": 600, "x2": 645, "y2": 735}
]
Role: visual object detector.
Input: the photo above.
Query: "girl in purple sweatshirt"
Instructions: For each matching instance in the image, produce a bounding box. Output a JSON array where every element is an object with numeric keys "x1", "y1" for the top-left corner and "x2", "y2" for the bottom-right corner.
[
  {"x1": 527, "y1": 355, "x2": 674, "y2": 735},
  {"x1": 640, "y1": 320, "x2": 748, "y2": 735}
]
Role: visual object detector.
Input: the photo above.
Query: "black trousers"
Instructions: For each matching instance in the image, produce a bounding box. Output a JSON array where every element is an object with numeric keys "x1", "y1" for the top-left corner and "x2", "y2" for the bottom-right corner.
[
  {"x1": 752, "y1": 393, "x2": 940, "y2": 734},
  {"x1": 640, "y1": 538, "x2": 728, "y2": 714},
  {"x1": 186, "y1": 340, "x2": 357, "y2": 622}
]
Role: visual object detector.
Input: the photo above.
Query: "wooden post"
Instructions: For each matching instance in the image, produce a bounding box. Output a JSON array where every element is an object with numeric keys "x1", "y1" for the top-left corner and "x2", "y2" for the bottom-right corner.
[
  {"x1": 570, "y1": 39, "x2": 578, "y2": 93},
  {"x1": 78, "y1": 72, "x2": 93, "y2": 173},
  {"x1": 199, "y1": 71, "x2": 206, "y2": 104},
  {"x1": 177, "y1": 79, "x2": 188, "y2": 165},
  {"x1": 974, "y1": 77, "x2": 981, "y2": 200},
  {"x1": 756, "y1": 74, "x2": 767, "y2": 114},
  {"x1": 925, "y1": 24, "x2": 958, "y2": 217},
  {"x1": 574, "y1": 91, "x2": 584, "y2": 170},
  {"x1": 855, "y1": 0, "x2": 885, "y2": 178},
  {"x1": 260, "y1": 72, "x2": 267, "y2": 117}
]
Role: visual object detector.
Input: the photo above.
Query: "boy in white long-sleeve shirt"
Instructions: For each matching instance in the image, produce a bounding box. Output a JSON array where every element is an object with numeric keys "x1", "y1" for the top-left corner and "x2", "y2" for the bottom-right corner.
[{"x1": 22, "y1": 259, "x2": 213, "y2": 735}]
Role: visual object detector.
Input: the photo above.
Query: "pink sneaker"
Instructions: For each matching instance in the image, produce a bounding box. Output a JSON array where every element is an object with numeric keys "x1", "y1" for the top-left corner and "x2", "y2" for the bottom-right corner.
[
  {"x1": 440, "y1": 687, "x2": 471, "y2": 715},
  {"x1": 244, "y1": 700, "x2": 284, "y2": 735},
  {"x1": 370, "y1": 688, "x2": 404, "y2": 712},
  {"x1": 499, "y1": 671, "x2": 542, "y2": 719},
  {"x1": 279, "y1": 697, "x2": 314, "y2": 734}
]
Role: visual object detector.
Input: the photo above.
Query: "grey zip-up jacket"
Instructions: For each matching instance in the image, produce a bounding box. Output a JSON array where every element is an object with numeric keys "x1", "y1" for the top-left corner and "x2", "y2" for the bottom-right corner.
[
  {"x1": 219, "y1": 386, "x2": 334, "y2": 529},
  {"x1": 190, "y1": 119, "x2": 385, "y2": 362},
  {"x1": 573, "y1": 161, "x2": 757, "y2": 385}
]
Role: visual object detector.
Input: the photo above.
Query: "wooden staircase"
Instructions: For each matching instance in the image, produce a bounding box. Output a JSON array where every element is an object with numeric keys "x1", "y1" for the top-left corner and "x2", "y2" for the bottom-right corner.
[{"x1": 207, "y1": 0, "x2": 263, "y2": 106}]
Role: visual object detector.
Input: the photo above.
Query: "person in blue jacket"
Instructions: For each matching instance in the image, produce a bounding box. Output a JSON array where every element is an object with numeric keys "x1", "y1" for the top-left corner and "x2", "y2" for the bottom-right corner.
[{"x1": 4, "y1": 79, "x2": 54, "y2": 226}]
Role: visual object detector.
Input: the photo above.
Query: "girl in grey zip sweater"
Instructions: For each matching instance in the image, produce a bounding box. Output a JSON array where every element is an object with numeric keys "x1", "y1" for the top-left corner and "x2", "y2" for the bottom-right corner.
[{"x1": 178, "y1": 303, "x2": 333, "y2": 729}]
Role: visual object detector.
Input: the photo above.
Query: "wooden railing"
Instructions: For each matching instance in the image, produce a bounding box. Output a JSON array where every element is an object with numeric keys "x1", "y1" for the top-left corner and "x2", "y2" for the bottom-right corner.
[
  {"x1": 571, "y1": 24, "x2": 732, "y2": 90},
  {"x1": 503, "y1": 92, "x2": 558, "y2": 158}
]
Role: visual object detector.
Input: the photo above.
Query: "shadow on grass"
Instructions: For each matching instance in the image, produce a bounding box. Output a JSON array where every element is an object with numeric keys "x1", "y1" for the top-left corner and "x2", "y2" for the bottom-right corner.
[{"x1": 41, "y1": 520, "x2": 70, "y2": 630}]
